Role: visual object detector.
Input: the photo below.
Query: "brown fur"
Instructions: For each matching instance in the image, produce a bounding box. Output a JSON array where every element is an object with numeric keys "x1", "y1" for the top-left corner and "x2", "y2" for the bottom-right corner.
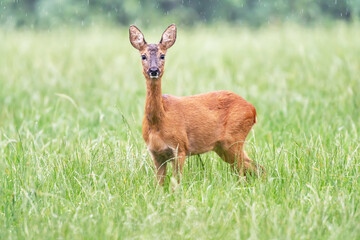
[{"x1": 130, "y1": 24, "x2": 265, "y2": 184}]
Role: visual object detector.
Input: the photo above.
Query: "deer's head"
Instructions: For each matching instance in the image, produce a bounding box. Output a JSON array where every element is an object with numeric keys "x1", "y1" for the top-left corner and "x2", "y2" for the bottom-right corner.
[{"x1": 129, "y1": 24, "x2": 176, "y2": 80}]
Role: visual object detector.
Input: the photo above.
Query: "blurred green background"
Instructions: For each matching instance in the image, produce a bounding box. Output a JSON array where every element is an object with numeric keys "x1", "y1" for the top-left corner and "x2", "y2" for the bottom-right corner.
[{"x1": 1, "y1": 0, "x2": 360, "y2": 29}]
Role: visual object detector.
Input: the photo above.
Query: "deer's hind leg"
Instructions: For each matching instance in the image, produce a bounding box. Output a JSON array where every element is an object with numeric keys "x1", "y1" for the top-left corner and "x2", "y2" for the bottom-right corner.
[
  {"x1": 216, "y1": 111, "x2": 265, "y2": 177},
  {"x1": 215, "y1": 141, "x2": 264, "y2": 177}
]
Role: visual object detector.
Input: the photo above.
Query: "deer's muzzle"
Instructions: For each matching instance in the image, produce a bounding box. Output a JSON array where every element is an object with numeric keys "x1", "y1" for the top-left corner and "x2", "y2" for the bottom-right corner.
[{"x1": 148, "y1": 67, "x2": 160, "y2": 78}]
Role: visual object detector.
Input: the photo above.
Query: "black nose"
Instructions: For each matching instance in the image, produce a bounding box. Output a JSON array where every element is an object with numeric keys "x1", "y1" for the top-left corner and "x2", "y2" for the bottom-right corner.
[{"x1": 149, "y1": 67, "x2": 159, "y2": 76}]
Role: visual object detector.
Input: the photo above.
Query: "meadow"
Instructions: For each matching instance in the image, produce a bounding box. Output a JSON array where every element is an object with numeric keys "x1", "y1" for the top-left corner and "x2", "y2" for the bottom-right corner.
[{"x1": 0, "y1": 24, "x2": 359, "y2": 239}]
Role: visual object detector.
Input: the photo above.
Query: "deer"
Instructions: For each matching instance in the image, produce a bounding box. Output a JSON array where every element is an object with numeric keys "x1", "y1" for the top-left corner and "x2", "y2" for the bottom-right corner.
[{"x1": 129, "y1": 24, "x2": 265, "y2": 185}]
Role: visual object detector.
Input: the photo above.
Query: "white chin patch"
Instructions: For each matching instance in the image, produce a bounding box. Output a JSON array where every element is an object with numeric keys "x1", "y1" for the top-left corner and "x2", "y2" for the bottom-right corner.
[{"x1": 150, "y1": 75, "x2": 159, "y2": 79}]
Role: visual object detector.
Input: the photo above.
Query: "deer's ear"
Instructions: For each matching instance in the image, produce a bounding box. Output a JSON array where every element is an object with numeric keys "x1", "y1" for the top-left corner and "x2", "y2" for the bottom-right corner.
[
  {"x1": 160, "y1": 24, "x2": 176, "y2": 50},
  {"x1": 129, "y1": 25, "x2": 146, "y2": 50}
]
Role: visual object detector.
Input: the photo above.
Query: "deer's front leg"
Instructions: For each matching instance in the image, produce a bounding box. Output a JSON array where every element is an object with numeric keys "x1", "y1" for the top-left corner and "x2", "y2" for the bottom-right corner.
[
  {"x1": 172, "y1": 151, "x2": 186, "y2": 183},
  {"x1": 150, "y1": 148, "x2": 173, "y2": 185},
  {"x1": 153, "y1": 158, "x2": 167, "y2": 185}
]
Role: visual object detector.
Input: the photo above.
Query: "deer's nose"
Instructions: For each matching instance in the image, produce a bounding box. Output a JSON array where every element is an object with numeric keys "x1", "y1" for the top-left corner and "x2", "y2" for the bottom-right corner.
[{"x1": 149, "y1": 67, "x2": 160, "y2": 77}]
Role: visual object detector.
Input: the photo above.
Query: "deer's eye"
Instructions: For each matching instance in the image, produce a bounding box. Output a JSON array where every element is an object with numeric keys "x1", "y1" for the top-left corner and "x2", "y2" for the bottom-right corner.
[
  {"x1": 141, "y1": 55, "x2": 147, "y2": 60},
  {"x1": 160, "y1": 54, "x2": 165, "y2": 60}
]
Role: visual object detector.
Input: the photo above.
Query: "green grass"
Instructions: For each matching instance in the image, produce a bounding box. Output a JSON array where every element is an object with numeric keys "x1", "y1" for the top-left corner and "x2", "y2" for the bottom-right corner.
[{"x1": 0, "y1": 24, "x2": 360, "y2": 239}]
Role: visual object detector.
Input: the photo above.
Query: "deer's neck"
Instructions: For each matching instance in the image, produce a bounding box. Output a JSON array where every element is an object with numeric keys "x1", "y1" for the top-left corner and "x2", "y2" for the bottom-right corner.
[{"x1": 145, "y1": 78, "x2": 165, "y2": 126}]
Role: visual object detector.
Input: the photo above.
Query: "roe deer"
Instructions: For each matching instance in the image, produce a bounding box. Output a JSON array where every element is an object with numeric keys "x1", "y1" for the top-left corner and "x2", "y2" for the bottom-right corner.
[{"x1": 129, "y1": 24, "x2": 265, "y2": 185}]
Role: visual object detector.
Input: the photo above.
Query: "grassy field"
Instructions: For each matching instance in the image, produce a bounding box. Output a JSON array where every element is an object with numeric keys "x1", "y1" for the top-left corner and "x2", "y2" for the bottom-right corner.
[{"x1": 0, "y1": 24, "x2": 360, "y2": 239}]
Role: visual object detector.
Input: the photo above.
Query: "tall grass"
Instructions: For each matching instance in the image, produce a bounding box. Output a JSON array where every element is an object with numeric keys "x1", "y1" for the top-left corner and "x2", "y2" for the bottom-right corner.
[{"x1": 0, "y1": 24, "x2": 359, "y2": 239}]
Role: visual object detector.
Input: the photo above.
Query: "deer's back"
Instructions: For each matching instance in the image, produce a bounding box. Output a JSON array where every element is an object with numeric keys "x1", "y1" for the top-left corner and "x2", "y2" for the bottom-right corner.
[
  {"x1": 161, "y1": 90, "x2": 257, "y2": 154},
  {"x1": 163, "y1": 90, "x2": 256, "y2": 121}
]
